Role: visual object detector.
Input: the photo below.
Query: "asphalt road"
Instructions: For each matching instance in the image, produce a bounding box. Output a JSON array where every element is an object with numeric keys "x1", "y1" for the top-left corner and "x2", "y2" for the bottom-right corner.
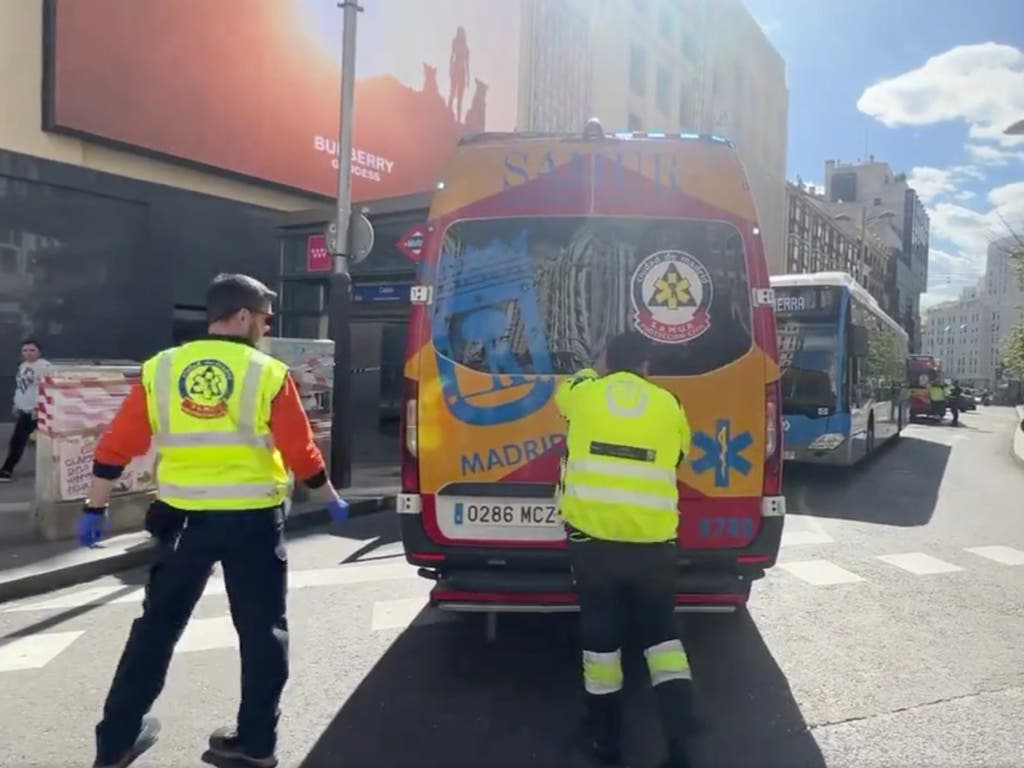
[{"x1": 0, "y1": 406, "x2": 1022, "y2": 768}]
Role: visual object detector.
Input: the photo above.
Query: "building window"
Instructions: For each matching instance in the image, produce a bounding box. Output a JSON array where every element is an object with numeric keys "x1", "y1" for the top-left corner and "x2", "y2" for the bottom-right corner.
[
  {"x1": 628, "y1": 113, "x2": 644, "y2": 131},
  {"x1": 630, "y1": 43, "x2": 647, "y2": 96},
  {"x1": 831, "y1": 173, "x2": 857, "y2": 203},
  {"x1": 656, "y1": 66, "x2": 671, "y2": 115}
]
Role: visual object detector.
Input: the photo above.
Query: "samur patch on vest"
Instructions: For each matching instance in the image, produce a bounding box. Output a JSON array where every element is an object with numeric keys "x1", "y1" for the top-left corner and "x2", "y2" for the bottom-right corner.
[
  {"x1": 178, "y1": 358, "x2": 235, "y2": 419},
  {"x1": 630, "y1": 250, "x2": 713, "y2": 344}
]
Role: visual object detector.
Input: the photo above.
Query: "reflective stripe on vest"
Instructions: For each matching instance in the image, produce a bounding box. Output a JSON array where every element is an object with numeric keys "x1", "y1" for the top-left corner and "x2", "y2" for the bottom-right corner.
[
  {"x1": 158, "y1": 481, "x2": 282, "y2": 501},
  {"x1": 566, "y1": 458, "x2": 676, "y2": 484},
  {"x1": 152, "y1": 352, "x2": 271, "y2": 448},
  {"x1": 561, "y1": 483, "x2": 678, "y2": 514}
]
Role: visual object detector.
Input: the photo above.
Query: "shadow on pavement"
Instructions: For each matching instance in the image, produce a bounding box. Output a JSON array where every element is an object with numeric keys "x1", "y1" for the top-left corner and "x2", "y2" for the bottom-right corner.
[
  {"x1": 785, "y1": 434, "x2": 951, "y2": 526},
  {"x1": 295, "y1": 609, "x2": 824, "y2": 768}
]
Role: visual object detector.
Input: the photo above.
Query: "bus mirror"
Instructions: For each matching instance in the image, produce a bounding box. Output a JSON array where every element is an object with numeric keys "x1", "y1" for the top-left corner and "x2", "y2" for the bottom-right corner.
[{"x1": 850, "y1": 325, "x2": 869, "y2": 357}]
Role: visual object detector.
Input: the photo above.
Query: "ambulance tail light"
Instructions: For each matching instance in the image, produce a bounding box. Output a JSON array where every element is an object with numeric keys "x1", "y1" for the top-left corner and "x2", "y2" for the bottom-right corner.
[
  {"x1": 763, "y1": 381, "x2": 782, "y2": 496},
  {"x1": 401, "y1": 379, "x2": 420, "y2": 493}
]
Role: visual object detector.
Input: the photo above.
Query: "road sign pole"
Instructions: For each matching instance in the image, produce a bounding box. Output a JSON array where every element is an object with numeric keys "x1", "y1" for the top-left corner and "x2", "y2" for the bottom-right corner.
[{"x1": 327, "y1": 0, "x2": 361, "y2": 490}]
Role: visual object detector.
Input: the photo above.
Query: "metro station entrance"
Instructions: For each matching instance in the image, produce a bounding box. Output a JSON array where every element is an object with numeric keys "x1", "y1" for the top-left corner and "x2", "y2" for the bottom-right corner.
[{"x1": 276, "y1": 192, "x2": 429, "y2": 473}]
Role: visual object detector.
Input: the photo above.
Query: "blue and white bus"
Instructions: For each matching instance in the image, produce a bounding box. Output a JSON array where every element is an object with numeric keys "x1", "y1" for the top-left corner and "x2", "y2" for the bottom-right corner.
[{"x1": 771, "y1": 272, "x2": 909, "y2": 465}]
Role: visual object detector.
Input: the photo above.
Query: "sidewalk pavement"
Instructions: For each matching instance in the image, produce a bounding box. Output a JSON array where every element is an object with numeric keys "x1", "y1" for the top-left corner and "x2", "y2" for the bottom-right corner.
[{"x1": 0, "y1": 462, "x2": 400, "y2": 604}]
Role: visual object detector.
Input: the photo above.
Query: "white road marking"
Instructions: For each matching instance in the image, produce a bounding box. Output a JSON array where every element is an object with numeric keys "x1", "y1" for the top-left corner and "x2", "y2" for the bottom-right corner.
[
  {"x1": 5, "y1": 561, "x2": 421, "y2": 614},
  {"x1": 780, "y1": 530, "x2": 834, "y2": 547},
  {"x1": 4, "y1": 586, "x2": 129, "y2": 612},
  {"x1": 779, "y1": 559, "x2": 864, "y2": 586},
  {"x1": 290, "y1": 561, "x2": 420, "y2": 589},
  {"x1": 965, "y1": 546, "x2": 1024, "y2": 566},
  {"x1": 176, "y1": 616, "x2": 238, "y2": 653},
  {"x1": 876, "y1": 552, "x2": 964, "y2": 575},
  {"x1": 370, "y1": 596, "x2": 451, "y2": 632},
  {"x1": 0, "y1": 631, "x2": 84, "y2": 672}
]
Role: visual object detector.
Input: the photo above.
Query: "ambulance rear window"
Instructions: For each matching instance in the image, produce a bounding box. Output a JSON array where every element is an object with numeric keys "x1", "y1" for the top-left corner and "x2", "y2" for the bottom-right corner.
[{"x1": 430, "y1": 216, "x2": 752, "y2": 377}]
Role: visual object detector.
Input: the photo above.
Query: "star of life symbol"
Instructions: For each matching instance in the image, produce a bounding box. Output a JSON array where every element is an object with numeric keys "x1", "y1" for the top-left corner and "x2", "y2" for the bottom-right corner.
[{"x1": 630, "y1": 250, "x2": 713, "y2": 344}]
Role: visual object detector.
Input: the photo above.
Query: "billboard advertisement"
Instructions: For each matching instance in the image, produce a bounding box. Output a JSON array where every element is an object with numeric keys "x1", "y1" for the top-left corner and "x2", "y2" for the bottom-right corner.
[{"x1": 45, "y1": 0, "x2": 522, "y2": 200}]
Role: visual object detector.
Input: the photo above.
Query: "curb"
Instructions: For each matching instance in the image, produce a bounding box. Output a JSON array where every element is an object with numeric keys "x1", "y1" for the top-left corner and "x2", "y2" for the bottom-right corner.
[{"x1": 0, "y1": 495, "x2": 394, "y2": 604}]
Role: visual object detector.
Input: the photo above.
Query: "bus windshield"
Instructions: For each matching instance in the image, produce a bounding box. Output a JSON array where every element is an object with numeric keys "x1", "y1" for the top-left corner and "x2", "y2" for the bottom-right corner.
[
  {"x1": 778, "y1": 321, "x2": 839, "y2": 415},
  {"x1": 431, "y1": 216, "x2": 753, "y2": 377}
]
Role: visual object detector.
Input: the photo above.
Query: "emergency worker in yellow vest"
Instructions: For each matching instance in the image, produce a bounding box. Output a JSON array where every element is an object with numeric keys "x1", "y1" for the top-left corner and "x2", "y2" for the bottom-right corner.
[
  {"x1": 556, "y1": 331, "x2": 695, "y2": 768},
  {"x1": 76, "y1": 274, "x2": 349, "y2": 768}
]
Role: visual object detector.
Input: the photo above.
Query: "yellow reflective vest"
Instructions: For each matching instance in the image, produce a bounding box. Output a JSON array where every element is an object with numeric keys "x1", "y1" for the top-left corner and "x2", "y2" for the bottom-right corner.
[
  {"x1": 140, "y1": 339, "x2": 291, "y2": 511},
  {"x1": 554, "y1": 368, "x2": 692, "y2": 543}
]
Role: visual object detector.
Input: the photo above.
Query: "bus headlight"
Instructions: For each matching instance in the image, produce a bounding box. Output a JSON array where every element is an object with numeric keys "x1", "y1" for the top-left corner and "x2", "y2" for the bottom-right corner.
[{"x1": 808, "y1": 433, "x2": 845, "y2": 451}]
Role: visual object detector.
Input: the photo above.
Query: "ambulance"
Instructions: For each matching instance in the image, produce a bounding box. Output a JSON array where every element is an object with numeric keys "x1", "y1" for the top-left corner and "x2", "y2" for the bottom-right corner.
[{"x1": 397, "y1": 120, "x2": 785, "y2": 614}]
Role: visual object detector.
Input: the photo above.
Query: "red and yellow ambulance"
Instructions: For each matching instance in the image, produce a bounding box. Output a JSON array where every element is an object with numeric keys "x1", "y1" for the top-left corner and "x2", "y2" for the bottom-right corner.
[{"x1": 397, "y1": 121, "x2": 784, "y2": 614}]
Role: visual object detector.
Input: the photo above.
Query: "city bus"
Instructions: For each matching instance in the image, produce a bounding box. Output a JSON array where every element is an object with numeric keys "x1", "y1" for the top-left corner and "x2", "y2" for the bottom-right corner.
[
  {"x1": 906, "y1": 354, "x2": 943, "y2": 420},
  {"x1": 772, "y1": 272, "x2": 909, "y2": 465},
  {"x1": 397, "y1": 120, "x2": 785, "y2": 615}
]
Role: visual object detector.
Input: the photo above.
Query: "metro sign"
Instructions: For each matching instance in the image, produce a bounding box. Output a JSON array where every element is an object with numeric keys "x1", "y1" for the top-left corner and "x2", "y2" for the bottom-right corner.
[
  {"x1": 396, "y1": 225, "x2": 426, "y2": 261},
  {"x1": 306, "y1": 234, "x2": 332, "y2": 272}
]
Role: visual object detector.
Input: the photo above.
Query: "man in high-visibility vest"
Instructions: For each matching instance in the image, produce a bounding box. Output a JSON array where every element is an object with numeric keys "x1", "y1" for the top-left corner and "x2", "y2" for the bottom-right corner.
[
  {"x1": 556, "y1": 331, "x2": 695, "y2": 768},
  {"x1": 77, "y1": 274, "x2": 349, "y2": 768}
]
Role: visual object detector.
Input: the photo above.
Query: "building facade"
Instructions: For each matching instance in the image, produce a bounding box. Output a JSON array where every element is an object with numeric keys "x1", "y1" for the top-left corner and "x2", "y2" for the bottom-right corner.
[
  {"x1": 2, "y1": 0, "x2": 787, "y2": 451},
  {"x1": 921, "y1": 236, "x2": 1024, "y2": 387},
  {"x1": 584, "y1": 0, "x2": 789, "y2": 273},
  {"x1": 785, "y1": 181, "x2": 888, "y2": 306},
  {"x1": 823, "y1": 158, "x2": 930, "y2": 350}
]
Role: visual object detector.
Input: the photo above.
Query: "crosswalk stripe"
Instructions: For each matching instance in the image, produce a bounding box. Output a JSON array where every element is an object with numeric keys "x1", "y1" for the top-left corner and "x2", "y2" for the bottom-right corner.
[
  {"x1": 876, "y1": 553, "x2": 963, "y2": 575},
  {"x1": 176, "y1": 616, "x2": 238, "y2": 653},
  {"x1": 780, "y1": 530, "x2": 834, "y2": 547},
  {"x1": 371, "y1": 597, "x2": 431, "y2": 631},
  {"x1": 6, "y1": 586, "x2": 129, "y2": 612},
  {"x1": 965, "y1": 546, "x2": 1024, "y2": 566},
  {"x1": 4, "y1": 561, "x2": 421, "y2": 614},
  {"x1": 0, "y1": 631, "x2": 84, "y2": 671},
  {"x1": 370, "y1": 596, "x2": 453, "y2": 632},
  {"x1": 779, "y1": 559, "x2": 864, "y2": 585}
]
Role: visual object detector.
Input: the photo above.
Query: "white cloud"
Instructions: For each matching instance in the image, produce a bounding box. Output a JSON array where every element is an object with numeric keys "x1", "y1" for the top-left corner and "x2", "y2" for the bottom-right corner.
[
  {"x1": 954, "y1": 190, "x2": 977, "y2": 202},
  {"x1": 907, "y1": 167, "x2": 956, "y2": 204},
  {"x1": 919, "y1": 181, "x2": 1024, "y2": 307},
  {"x1": 967, "y1": 142, "x2": 1024, "y2": 165},
  {"x1": 857, "y1": 43, "x2": 1024, "y2": 145}
]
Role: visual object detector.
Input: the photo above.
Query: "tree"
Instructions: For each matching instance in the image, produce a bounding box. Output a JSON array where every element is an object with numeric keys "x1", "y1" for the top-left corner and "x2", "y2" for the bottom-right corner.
[{"x1": 998, "y1": 221, "x2": 1024, "y2": 381}]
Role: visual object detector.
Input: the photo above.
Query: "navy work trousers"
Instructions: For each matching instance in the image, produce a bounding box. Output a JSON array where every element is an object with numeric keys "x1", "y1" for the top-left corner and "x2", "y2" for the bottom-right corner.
[{"x1": 95, "y1": 506, "x2": 288, "y2": 762}]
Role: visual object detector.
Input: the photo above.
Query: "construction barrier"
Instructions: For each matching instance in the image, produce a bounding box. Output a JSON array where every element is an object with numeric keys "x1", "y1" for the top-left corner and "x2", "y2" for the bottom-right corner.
[{"x1": 34, "y1": 361, "x2": 155, "y2": 540}]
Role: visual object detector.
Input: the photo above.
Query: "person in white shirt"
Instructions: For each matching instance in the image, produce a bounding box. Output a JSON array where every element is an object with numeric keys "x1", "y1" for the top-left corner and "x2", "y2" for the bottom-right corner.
[{"x1": 0, "y1": 340, "x2": 50, "y2": 481}]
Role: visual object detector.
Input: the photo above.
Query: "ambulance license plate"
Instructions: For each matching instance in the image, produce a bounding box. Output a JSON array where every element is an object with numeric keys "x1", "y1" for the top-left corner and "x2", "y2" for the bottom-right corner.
[{"x1": 453, "y1": 501, "x2": 559, "y2": 526}]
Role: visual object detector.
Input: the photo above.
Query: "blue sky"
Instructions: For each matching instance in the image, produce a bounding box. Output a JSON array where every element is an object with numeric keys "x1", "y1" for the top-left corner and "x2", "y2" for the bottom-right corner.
[{"x1": 744, "y1": 0, "x2": 1024, "y2": 308}]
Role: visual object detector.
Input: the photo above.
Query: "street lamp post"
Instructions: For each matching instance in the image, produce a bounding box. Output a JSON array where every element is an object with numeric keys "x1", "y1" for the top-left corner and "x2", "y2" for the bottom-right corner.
[{"x1": 326, "y1": 0, "x2": 362, "y2": 489}]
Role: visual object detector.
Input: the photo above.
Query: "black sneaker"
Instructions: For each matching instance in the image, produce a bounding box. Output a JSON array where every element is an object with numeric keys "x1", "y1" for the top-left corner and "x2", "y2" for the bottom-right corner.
[
  {"x1": 0, "y1": 470, "x2": 12, "y2": 482},
  {"x1": 94, "y1": 715, "x2": 161, "y2": 768},
  {"x1": 207, "y1": 727, "x2": 278, "y2": 768}
]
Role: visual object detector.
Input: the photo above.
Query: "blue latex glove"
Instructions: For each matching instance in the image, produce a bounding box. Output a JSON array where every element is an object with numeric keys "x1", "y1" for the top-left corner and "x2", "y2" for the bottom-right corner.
[
  {"x1": 327, "y1": 498, "x2": 349, "y2": 525},
  {"x1": 76, "y1": 507, "x2": 109, "y2": 547}
]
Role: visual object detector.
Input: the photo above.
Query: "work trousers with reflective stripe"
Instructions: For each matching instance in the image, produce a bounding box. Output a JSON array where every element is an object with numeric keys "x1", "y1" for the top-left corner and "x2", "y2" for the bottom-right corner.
[
  {"x1": 95, "y1": 506, "x2": 288, "y2": 763},
  {"x1": 568, "y1": 534, "x2": 695, "y2": 760}
]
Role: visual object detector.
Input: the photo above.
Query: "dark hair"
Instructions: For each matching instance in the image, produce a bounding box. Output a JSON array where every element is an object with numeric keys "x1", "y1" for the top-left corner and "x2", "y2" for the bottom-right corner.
[
  {"x1": 21, "y1": 339, "x2": 41, "y2": 351},
  {"x1": 205, "y1": 273, "x2": 277, "y2": 323},
  {"x1": 605, "y1": 331, "x2": 651, "y2": 374}
]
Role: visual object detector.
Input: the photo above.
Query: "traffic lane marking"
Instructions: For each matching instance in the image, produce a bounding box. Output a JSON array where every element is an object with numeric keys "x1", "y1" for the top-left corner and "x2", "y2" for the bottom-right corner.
[
  {"x1": 965, "y1": 545, "x2": 1024, "y2": 566},
  {"x1": 875, "y1": 553, "x2": 964, "y2": 576},
  {"x1": 779, "y1": 560, "x2": 865, "y2": 585},
  {"x1": 0, "y1": 631, "x2": 84, "y2": 672}
]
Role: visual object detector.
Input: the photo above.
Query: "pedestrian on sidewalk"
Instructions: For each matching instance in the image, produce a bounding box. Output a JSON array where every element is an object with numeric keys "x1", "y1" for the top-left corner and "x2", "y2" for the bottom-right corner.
[
  {"x1": 555, "y1": 332, "x2": 697, "y2": 768},
  {"x1": 0, "y1": 339, "x2": 50, "y2": 482},
  {"x1": 76, "y1": 273, "x2": 350, "y2": 768}
]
